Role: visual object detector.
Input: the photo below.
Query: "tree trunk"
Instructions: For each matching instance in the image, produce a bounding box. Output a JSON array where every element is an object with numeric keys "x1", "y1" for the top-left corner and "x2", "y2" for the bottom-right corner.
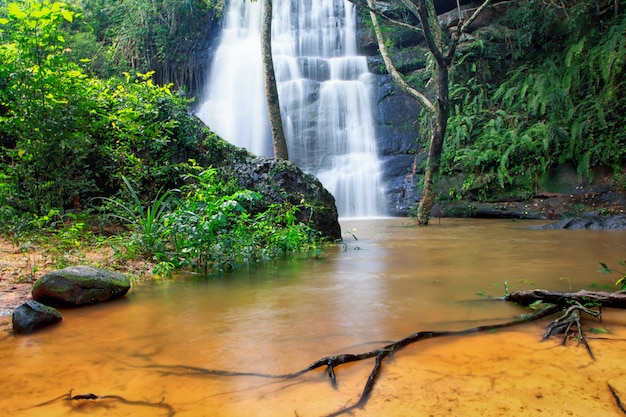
[
  {"x1": 360, "y1": 0, "x2": 491, "y2": 224},
  {"x1": 260, "y1": 0, "x2": 289, "y2": 160},
  {"x1": 416, "y1": 0, "x2": 450, "y2": 225}
]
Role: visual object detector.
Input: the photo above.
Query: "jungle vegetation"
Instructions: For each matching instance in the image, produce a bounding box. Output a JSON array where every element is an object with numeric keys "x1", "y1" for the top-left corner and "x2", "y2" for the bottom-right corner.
[
  {"x1": 363, "y1": 0, "x2": 624, "y2": 207},
  {"x1": 0, "y1": 0, "x2": 322, "y2": 279},
  {"x1": 0, "y1": 0, "x2": 624, "y2": 274},
  {"x1": 440, "y1": 0, "x2": 626, "y2": 200}
]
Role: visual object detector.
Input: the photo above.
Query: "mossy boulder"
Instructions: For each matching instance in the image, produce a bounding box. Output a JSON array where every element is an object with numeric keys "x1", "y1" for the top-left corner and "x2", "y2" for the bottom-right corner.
[
  {"x1": 231, "y1": 156, "x2": 341, "y2": 240},
  {"x1": 12, "y1": 300, "x2": 62, "y2": 334},
  {"x1": 32, "y1": 266, "x2": 131, "y2": 308}
]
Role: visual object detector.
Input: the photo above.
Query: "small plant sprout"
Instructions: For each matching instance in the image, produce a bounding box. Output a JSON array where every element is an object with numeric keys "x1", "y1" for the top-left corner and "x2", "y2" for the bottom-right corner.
[
  {"x1": 598, "y1": 261, "x2": 626, "y2": 290},
  {"x1": 559, "y1": 276, "x2": 572, "y2": 291}
]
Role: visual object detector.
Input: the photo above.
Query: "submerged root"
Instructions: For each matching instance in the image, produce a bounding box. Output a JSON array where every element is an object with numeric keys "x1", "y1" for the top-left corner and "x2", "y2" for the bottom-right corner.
[
  {"x1": 134, "y1": 305, "x2": 561, "y2": 417},
  {"x1": 24, "y1": 389, "x2": 175, "y2": 417}
]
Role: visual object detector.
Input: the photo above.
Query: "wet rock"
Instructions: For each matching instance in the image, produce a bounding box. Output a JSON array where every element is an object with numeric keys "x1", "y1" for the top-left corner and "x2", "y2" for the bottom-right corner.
[
  {"x1": 532, "y1": 214, "x2": 626, "y2": 230},
  {"x1": 12, "y1": 300, "x2": 62, "y2": 334},
  {"x1": 32, "y1": 266, "x2": 131, "y2": 308},
  {"x1": 370, "y1": 73, "x2": 424, "y2": 216}
]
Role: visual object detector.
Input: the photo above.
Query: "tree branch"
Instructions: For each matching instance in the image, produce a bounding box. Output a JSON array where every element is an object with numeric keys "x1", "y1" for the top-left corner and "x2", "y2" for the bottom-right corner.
[
  {"x1": 366, "y1": 0, "x2": 436, "y2": 114},
  {"x1": 446, "y1": 0, "x2": 494, "y2": 61},
  {"x1": 348, "y1": 0, "x2": 424, "y2": 34}
]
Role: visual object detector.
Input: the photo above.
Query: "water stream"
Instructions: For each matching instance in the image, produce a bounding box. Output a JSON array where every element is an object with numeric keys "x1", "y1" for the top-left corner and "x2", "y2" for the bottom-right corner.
[
  {"x1": 2, "y1": 219, "x2": 626, "y2": 416},
  {"x1": 196, "y1": 0, "x2": 385, "y2": 217}
]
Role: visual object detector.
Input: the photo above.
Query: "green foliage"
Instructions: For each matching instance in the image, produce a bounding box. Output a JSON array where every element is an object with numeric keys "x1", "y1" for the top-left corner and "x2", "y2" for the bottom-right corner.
[
  {"x1": 442, "y1": 7, "x2": 626, "y2": 199},
  {"x1": 0, "y1": 1, "x2": 205, "y2": 215},
  {"x1": 77, "y1": 0, "x2": 221, "y2": 88},
  {"x1": 599, "y1": 261, "x2": 626, "y2": 290},
  {"x1": 95, "y1": 176, "x2": 179, "y2": 258},
  {"x1": 1, "y1": 0, "x2": 99, "y2": 212},
  {"x1": 91, "y1": 166, "x2": 322, "y2": 277},
  {"x1": 157, "y1": 167, "x2": 321, "y2": 276},
  {"x1": 0, "y1": 1, "x2": 325, "y2": 279}
]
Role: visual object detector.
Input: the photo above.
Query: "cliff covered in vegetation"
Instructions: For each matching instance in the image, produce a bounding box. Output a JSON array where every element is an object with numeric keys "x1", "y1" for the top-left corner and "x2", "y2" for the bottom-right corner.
[{"x1": 364, "y1": 0, "x2": 625, "y2": 214}]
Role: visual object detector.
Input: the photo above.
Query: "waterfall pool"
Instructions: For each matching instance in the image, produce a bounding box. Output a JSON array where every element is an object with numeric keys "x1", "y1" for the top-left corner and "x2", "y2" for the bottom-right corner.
[{"x1": 2, "y1": 218, "x2": 626, "y2": 416}]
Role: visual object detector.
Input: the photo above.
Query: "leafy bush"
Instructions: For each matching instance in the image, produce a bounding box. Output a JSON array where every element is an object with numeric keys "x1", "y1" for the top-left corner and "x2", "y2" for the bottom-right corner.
[
  {"x1": 159, "y1": 167, "x2": 321, "y2": 276},
  {"x1": 0, "y1": 1, "x2": 205, "y2": 214},
  {"x1": 0, "y1": 1, "x2": 325, "y2": 277}
]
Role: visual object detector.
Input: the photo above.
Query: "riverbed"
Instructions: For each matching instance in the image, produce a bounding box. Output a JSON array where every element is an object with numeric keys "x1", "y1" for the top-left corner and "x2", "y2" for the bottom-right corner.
[{"x1": 1, "y1": 218, "x2": 626, "y2": 417}]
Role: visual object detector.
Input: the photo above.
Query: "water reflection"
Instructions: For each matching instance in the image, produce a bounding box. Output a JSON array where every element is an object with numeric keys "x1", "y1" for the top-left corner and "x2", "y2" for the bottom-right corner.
[{"x1": 1, "y1": 218, "x2": 626, "y2": 416}]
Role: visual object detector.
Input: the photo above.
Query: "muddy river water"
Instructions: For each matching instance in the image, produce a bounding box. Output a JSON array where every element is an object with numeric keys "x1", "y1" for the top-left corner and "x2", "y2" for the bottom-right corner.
[{"x1": 2, "y1": 218, "x2": 626, "y2": 417}]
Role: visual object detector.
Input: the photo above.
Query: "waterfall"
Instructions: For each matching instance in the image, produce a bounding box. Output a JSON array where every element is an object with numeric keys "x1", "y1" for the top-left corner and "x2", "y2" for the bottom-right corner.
[{"x1": 196, "y1": 0, "x2": 385, "y2": 218}]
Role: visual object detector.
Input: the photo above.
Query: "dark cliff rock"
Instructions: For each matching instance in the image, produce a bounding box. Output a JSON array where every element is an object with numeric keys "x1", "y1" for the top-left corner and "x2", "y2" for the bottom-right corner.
[
  {"x1": 368, "y1": 69, "x2": 426, "y2": 216},
  {"x1": 198, "y1": 130, "x2": 341, "y2": 240},
  {"x1": 436, "y1": 191, "x2": 626, "y2": 225},
  {"x1": 231, "y1": 156, "x2": 342, "y2": 240}
]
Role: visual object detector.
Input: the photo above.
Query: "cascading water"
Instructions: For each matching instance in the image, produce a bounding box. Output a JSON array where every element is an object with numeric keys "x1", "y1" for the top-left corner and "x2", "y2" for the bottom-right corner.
[{"x1": 196, "y1": 0, "x2": 385, "y2": 218}]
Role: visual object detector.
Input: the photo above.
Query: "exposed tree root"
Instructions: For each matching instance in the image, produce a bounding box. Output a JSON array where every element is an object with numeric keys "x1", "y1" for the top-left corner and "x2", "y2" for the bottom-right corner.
[
  {"x1": 140, "y1": 305, "x2": 560, "y2": 417},
  {"x1": 30, "y1": 288, "x2": 626, "y2": 416},
  {"x1": 608, "y1": 383, "x2": 626, "y2": 416},
  {"x1": 542, "y1": 301, "x2": 601, "y2": 360}
]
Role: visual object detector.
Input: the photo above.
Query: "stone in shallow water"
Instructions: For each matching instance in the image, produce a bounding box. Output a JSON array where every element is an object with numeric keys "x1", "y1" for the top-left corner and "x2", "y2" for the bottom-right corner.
[
  {"x1": 32, "y1": 265, "x2": 131, "y2": 308},
  {"x1": 12, "y1": 300, "x2": 62, "y2": 334}
]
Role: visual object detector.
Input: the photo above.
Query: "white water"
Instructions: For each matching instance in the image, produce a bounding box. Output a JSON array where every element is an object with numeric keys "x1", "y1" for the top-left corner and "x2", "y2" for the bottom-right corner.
[{"x1": 196, "y1": 0, "x2": 385, "y2": 218}]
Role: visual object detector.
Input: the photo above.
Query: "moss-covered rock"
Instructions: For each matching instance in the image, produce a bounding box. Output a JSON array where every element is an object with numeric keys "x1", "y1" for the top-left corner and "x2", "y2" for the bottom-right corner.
[
  {"x1": 12, "y1": 300, "x2": 62, "y2": 334},
  {"x1": 231, "y1": 156, "x2": 341, "y2": 240},
  {"x1": 32, "y1": 266, "x2": 131, "y2": 308}
]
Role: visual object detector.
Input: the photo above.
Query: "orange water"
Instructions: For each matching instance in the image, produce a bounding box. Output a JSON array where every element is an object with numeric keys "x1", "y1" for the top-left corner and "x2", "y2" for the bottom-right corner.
[{"x1": 1, "y1": 218, "x2": 626, "y2": 417}]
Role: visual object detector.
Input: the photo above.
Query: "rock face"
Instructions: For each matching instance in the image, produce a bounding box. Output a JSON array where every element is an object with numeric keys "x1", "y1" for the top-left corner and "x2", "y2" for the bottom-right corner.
[
  {"x1": 32, "y1": 266, "x2": 131, "y2": 308},
  {"x1": 370, "y1": 72, "x2": 425, "y2": 216},
  {"x1": 12, "y1": 300, "x2": 62, "y2": 334},
  {"x1": 231, "y1": 156, "x2": 342, "y2": 240}
]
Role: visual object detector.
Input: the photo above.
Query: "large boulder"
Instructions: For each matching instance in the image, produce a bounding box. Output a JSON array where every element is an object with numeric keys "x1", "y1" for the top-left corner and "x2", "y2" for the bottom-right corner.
[
  {"x1": 198, "y1": 136, "x2": 342, "y2": 240},
  {"x1": 32, "y1": 266, "x2": 131, "y2": 308},
  {"x1": 12, "y1": 300, "x2": 62, "y2": 334}
]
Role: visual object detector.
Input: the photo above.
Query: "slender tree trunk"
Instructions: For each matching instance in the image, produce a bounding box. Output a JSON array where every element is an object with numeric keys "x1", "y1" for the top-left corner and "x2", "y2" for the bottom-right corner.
[
  {"x1": 417, "y1": 64, "x2": 449, "y2": 224},
  {"x1": 359, "y1": 0, "x2": 491, "y2": 224},
  {"x1": 415, "y1": 0, "x2": 449, "y2": 225},
  {"x1": 261, "y1": 0, "x2": 289, "y2": 160}
]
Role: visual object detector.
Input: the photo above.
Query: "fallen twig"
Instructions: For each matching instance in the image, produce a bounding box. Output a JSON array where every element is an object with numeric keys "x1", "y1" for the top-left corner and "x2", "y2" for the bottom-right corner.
[{"x1": 25, "y1": 389, "x2": 175, "y2": 417}]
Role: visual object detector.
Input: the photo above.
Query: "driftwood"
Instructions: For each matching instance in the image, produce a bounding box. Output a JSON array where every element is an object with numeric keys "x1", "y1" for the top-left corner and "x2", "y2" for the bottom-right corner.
[
  {"x1": 507, "y1": 289, "x2": 626, "y2": 361},
  {"x1": 507, "y1": 289, "x2": 626, "y2": 308}
]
